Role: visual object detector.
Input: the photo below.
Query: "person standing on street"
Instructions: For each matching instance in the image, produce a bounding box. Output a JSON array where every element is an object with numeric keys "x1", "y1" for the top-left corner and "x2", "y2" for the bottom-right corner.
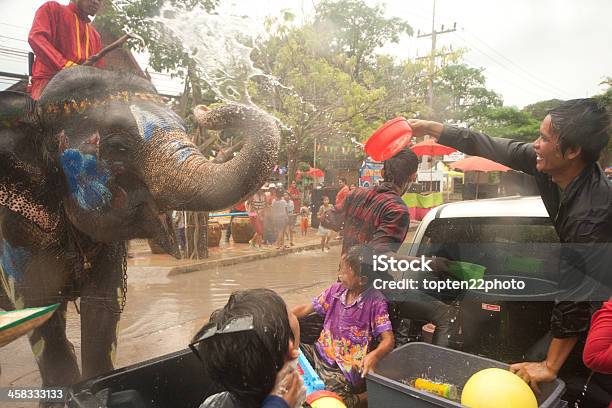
[
  {"x1": 28, "y1": 0, "x2": 105, "y2": 99},
  {"x1": 317, "y1": 196, "x2": 333, "y2": 252},
  {"x1": 271, "y1": 189, "x2": 289, "y2": 250},
  {"x1": 409, "y1": 98, "x2": 611, "y2": 404},
  {"x1": 283, "y1": 191, "x2": 295, "y2": 246},
  {"x1": 335, "y1": 178, "x2": 350, "y2": 208},
  {"x1": 288, "y1": 180, "x2": 302, "y2": 215},
  {"x1": 324, "y1": 148, "x2": 453, "y2": 347}
]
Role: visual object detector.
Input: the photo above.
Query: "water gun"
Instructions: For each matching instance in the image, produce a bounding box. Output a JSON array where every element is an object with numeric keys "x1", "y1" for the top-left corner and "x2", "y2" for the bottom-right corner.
[{"x1": 297, "y1": 351, "x2": 325, "y2": 394}]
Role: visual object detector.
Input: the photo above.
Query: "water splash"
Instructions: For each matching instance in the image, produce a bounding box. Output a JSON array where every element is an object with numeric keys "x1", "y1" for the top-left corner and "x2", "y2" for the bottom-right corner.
[
  {"x1": 152, "y1": 4, "x2": 321, "y2": 144},
  {"x1": 155, "y1": 5, "x2": 264, "y2": 104}
]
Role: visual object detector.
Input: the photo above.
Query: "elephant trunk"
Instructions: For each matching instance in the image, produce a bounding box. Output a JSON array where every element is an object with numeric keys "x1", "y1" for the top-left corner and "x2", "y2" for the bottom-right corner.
[{"x1": 141, "y1": 104, "x2": 279, "y2": 211}]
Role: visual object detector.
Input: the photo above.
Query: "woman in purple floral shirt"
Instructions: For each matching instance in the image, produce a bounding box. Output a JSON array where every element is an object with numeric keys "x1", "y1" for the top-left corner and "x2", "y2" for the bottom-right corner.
[{"x1": 292, "y1": 245, "x2": 394, "y2": 407}]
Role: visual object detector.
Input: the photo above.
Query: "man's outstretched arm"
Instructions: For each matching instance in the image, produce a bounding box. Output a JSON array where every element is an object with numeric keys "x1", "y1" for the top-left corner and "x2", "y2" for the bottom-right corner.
[{"x1": 408, "y1": 119, "x2": 538, "y2": 176}]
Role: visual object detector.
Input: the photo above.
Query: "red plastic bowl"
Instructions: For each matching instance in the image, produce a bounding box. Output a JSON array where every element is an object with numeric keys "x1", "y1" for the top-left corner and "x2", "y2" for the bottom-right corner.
[{"x1": 364, "y1": 117, "x2": 413, "y2": 161}]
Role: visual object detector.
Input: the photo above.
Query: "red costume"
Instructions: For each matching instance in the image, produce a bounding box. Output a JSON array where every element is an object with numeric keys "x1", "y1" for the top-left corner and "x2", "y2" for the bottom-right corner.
[
  {"x1": 335, "y1": 185, "x2": 350, "y2": 208},
  {"x1": 28, "y1": 1, "x2": 105, "y2": 99},
  {"x1": 288, "y1": 185, "x2": 301, "y2": 211},
  {"x1": 583, "y1": 301, "x2": 612, "y2": 374}
]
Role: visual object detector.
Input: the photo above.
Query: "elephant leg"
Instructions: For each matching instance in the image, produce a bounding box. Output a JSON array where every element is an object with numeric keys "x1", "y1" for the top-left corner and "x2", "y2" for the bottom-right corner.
[
  {"x1": 28, "y1": 302, "x2": 80, "y2": 386},
  {"x1": 79, "y1": 243, "x2": 125, "y2": 380}
]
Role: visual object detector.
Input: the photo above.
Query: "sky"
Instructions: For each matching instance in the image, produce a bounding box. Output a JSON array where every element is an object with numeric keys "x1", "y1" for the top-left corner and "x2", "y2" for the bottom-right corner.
[{"x1": 0, "y1": 0, "x2": 610, "y2": 108}]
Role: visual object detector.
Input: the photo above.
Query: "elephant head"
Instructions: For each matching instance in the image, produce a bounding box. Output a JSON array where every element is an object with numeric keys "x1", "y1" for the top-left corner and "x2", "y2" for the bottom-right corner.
[{"x1": 0, "y1": 66, "x2": 279, "y2": 248}]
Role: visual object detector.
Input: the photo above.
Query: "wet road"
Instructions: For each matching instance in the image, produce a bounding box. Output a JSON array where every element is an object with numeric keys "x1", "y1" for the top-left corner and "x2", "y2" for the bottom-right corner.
[{"x1": 0, "y1": 247, "x2": 341, "y2": 392}]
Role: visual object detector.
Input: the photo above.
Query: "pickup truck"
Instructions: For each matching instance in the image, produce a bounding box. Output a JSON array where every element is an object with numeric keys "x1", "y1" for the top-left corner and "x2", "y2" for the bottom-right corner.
[{"x1": 68, "y1": 196, "x2": 564, "y2": 408}]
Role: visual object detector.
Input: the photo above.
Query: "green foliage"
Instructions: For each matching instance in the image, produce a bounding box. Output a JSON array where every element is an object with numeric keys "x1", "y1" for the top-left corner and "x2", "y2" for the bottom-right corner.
[
  {"x1": 476, "y1": 106, "x2": 540, "y2": 143},
  {"x1": 432, "y1": 63, "x2": 503, "y2": 123},
  {"x1": 251, "y1": 17, "x2": 387, "y2": 175},
  {"x1": 593, "y1": 77, "x2": 612, "y2": 165},
  {"x1": 522, "y1": 99, "x2": 564, "y2": 120},
  {"x1": 96, "y1": 0, "x2": 218, "y2": 74},
  {"x1": 314, "y1": 0, "x2": 413, "y2": 81}
]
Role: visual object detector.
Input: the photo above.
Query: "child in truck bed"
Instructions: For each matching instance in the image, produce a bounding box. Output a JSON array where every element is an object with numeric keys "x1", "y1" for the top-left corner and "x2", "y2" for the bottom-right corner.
[{"x1": 291, "y1": 245, "x2": 395, "y2": 407}]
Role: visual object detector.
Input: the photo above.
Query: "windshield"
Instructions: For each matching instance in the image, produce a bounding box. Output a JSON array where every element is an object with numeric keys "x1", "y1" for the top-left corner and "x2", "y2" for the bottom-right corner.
[{"x1": 413, "y1": 217, "x2": 560, "y2": 280}]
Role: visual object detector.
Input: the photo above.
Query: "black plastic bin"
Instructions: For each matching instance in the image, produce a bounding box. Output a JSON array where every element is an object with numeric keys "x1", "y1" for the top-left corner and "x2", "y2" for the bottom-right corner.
[
  {"x1": 366, "y1": 342, "x2": 566, "y2": 408},
  {"x1": 68, "y1": 349, "x2": 220, "y2": 408}
]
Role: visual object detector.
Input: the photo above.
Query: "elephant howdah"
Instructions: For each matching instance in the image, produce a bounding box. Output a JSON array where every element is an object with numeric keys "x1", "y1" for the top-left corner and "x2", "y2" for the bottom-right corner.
[{"x1": 0, "y1": 66, "x2": 279, "y2": 388}]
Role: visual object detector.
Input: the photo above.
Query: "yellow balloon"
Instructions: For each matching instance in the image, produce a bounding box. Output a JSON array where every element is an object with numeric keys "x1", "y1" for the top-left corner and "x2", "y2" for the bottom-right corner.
[
  {"x1": 310, "y1": 397, "x2": 347, "y2": 408},
  {"x1": 461, "y1": 368, "x2": 538, "y2": 408}
]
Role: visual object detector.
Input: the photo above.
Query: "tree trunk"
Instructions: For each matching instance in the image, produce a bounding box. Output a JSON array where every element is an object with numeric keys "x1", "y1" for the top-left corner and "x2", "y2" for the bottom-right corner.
[
  {"x1": 185, "y1": 212, "x2": 208, "y2": 259},
  {"x1": 287, "y1": 143, "x2": 300, "y2": 184}
]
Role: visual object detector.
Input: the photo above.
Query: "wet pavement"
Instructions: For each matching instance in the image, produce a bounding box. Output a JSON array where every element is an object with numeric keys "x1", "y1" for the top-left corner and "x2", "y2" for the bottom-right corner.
[
  {"x1": 0, "y1": 242, "x2": 343, "y2": 394},
  {"x1": 0, "y1": 223, "x2": 418, "y2": 407}
]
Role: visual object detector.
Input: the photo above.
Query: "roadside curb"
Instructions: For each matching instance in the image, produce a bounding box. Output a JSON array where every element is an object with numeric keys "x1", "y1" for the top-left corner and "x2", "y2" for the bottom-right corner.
[
  {"x1": 167, "y1": 240, "x2": 342, "y2": 276},
  {"x1": 165, "y1": 222, "x2": 419, "y2": 276}
]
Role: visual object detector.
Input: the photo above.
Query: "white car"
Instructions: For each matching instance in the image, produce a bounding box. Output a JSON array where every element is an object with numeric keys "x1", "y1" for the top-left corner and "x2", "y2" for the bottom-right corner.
[
  {"x1": 399, "y1": 195, "x2": 561, "y2": 363},
  {"x1": 405, "y1": 195, "x2": 554, "y2": 254}
]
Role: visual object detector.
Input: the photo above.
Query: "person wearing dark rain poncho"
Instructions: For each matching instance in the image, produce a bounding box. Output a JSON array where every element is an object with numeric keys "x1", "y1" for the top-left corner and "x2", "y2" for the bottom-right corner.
[
  {"x1": 409, "y1": 98, "x2": 612, "y2": 406},
  {"x1": 191, "y1": 289, "x2": 306, "y2": 408}
]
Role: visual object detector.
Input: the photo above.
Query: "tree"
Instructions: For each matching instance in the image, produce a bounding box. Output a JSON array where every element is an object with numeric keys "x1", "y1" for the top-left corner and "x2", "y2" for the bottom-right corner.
[
  {"x1": 594, "y1": 77, "x2": 612, "y2": 166},
  {"x1": 252, "y1": 18, "x2": 385, "y2": 182},
  {"x1": 475, "y1": 106, "x2": 540, "y2": 143},
  {"x1": 432, "y1": 63, "x2": 503, "y2": 123},
  {"x1": 522, "y1": 99, "x2": 564, "y2": 120},
  {"x1": 96, "y1": 1, "x2": 219, "y2": 112},
  {"x1": 314, "y1": 0, "x2": 413, "y2": 82}
]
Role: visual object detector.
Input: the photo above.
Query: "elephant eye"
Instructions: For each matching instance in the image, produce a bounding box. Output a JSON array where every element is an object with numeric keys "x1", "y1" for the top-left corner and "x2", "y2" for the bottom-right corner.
[{"x1": 101, "y1": 133, "x2": 132, "y2": 156}]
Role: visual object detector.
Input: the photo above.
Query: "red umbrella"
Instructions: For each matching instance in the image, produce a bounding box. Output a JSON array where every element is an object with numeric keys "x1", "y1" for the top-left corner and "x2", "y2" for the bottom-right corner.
[
  {"x1": 410, "y1": 139, "x2": 457, "y2": 192},
  {"x1": 410, "y1": 139, "x2": 457, "y2": 156},
  {"x1": 450, "y1": 156, "x2": 511, "y2": 199},
  {"x1": 450, "y1": 156, "x2": 511, "y2": 172},
  {"x1": 306, "y1": 167, "x2": 325, "y2": 177}
]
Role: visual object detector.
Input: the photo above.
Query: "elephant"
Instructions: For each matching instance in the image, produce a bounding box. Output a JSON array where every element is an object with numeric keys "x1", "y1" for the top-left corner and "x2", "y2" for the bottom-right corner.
[{"x1": 0, "y1": 66, "x2": 279, "y2": 389}]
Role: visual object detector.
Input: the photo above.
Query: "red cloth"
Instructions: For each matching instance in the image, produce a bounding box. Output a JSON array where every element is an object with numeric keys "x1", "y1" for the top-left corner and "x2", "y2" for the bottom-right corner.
[
  {"x1": 249, "y1": 215, "x2": 263, "y2": 235},
  {"x1": 337, "y1": 182, "x2": 410, "y2": 255},
  {"x1": 288, "y1": 185, "x2": 301, "y2": 211},
  {"x1": 28, "y1": 1, "x2": 105, "y2": 99},
  {"x1": 335, "y1": 185, "x2": 350, "y2": 208},
  {"x1": 583, "y1": 300, "x2": 612, "y2": 374},
  {"x1": 234, "y1": 202, "x2": 246, "y2": 212}
]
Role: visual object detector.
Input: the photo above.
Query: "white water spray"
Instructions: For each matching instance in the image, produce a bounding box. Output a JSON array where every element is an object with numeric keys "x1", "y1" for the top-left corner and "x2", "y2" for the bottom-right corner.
[{"x1": 155, "y1": 5, "x2": 264, "y2": 104}]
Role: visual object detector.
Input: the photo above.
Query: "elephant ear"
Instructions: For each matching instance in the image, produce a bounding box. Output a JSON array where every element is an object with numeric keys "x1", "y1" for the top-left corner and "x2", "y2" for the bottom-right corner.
[{"x1": 0, "y1": 91, "x2": 59, "y2": 231}]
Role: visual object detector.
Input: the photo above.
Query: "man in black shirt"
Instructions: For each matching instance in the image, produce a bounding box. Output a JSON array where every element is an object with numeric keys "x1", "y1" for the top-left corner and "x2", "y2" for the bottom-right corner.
[{"x1": 409, "y1": 98, "x2": 611, "y2": 403}]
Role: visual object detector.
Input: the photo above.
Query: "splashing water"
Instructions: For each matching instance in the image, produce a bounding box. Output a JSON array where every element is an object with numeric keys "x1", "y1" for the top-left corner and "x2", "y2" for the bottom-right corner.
[
  {"x1": 152, "y1": 4, "x2": 320, "y2": 143},
  {"x1": 155, "y1": 5, "x2": 264, "y2": 104}
]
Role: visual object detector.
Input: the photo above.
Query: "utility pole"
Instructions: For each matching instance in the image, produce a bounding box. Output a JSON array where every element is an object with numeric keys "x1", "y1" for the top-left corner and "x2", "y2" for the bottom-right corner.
[
  {"x1": 416, "y1": 0, "x2": 457, "y2": 113},
  {"x1": 313, "y1": 137, "x2": 317, "y2": 169}
]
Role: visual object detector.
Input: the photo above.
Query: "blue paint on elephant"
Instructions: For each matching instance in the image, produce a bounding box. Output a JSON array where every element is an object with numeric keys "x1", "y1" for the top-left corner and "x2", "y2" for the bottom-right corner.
[
  {"x1": 60, "y1": 149, "x2": 112, "y2": 211},
  {"x1": 176, "y1": 148, "x2": 194, "y2": 163},
  {"x1": 130, "y1": 105, "x2": 185, "y2": 142},
  {"x1": 167, "y1": 140, "x2": 195, "y2": 163},
  {"x1": 1, "y1": 241, "x2": 31, "y2": 282}
]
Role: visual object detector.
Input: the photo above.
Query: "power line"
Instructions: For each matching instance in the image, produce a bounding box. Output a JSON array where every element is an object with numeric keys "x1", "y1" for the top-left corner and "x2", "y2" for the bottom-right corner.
[
  {"x1": 0, "y1": 49, "x2": 29, "y2": 57},
  {"x1": 0, "y1": 45, "x2": 29, "y2": 54},
  {"x1": 0, "y1": 55, "x2": 27, "y2": 64},
  {"x1": 461, "y1": 30, "x2": 573, "y2": 98},
  {"x1": 452, "y1": 31, "x2": 569, "y2": 100},
  {"x1": 461, "y1": 56, "x2": 548, "y2": 101},
  {"x1": 0, "y1": 21, "x2": 28, "y2": 30},
  {"x1": 0, "y1": 34, "x2": 28, "y2": 43},
  {"x1": 415, "y1": 0, "x2": 457, "y2": 113}
]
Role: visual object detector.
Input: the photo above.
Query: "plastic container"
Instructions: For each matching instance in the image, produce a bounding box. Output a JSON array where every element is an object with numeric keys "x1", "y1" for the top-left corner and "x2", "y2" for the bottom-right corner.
[
  {"x1": 448, "y1": 261, "x2": 486, "y2": 281},
  {"x1": 366, "y1": 342, "x2": 566, "y2": 408},
  {"x1": 68, "y1": 349, "x2": 216, "y2": 408},
  {"x1": 364, "y1": 117, "x2": 413, "y2": 161}
]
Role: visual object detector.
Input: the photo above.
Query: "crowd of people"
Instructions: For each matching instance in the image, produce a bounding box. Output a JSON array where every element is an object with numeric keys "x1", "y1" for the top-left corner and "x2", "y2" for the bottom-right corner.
[
  {"x1": 179, "y1": 179, "x2": 359, "y2": 253},
  {"x1": 10, "y1": 1, "x2": 612, "y2": 406},
  {"x1": 189, "y1": 98, "x2": 611, "y2": 408}
]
